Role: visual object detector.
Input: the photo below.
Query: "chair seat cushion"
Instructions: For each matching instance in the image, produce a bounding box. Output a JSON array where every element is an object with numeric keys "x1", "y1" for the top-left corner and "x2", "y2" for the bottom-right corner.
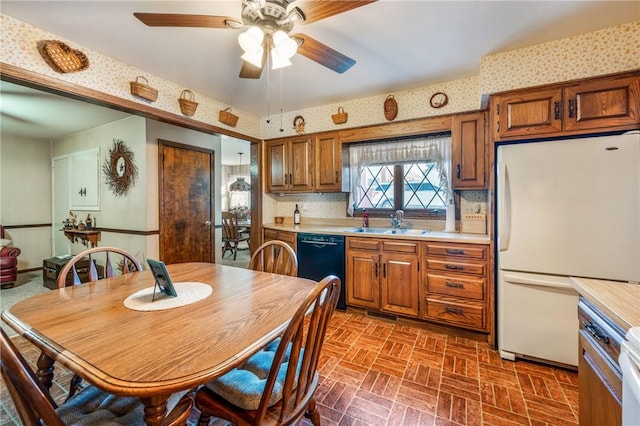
[
  {"x1": 56, "y1": 384, "x2": 187, "y2": 425},
  {"x1": 207, "y1": 340, "x2": 302, "y2": 411}
]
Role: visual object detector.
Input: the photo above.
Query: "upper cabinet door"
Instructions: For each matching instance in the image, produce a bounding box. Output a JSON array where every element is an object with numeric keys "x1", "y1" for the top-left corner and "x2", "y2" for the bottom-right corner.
[
  {"x1": 265, "y1": 138, "x2": 288, "y2": 192},
  {"x1": 452, "y1": 112, "x2": 487, "y2": 189},
  {"x1": 564, "y1": 75, "x2": 640, "y2": 132},
  {"x1": 69, "y1": 148, "x2": 100, "y2": 210},
  {"x1": 493, "y1": 88, "x2": 563, "y2": 139},
  {"x1": 289, "y1": 136, "x2": 314, "y2": 192},
  {"x1": 314, "y1": 132, "x2": 342, "y2": 192}
]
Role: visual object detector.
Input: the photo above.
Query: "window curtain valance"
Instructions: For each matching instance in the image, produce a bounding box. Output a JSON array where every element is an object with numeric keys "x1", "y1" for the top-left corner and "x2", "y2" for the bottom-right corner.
[{"x1": 347, "y1": 135, "x2": 452, "y2": 216}]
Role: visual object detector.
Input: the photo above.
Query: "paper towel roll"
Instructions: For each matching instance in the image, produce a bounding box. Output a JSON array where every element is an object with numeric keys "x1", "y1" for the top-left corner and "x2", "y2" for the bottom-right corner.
[{"x1": 444, "y1": 203, "x2": 456, "y2": 232}]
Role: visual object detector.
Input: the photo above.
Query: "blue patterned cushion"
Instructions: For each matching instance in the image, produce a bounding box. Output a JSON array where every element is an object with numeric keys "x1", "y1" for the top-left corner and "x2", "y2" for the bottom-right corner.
[{"x1": 208, "y1": 339, "x2": 303, "y2": 411}]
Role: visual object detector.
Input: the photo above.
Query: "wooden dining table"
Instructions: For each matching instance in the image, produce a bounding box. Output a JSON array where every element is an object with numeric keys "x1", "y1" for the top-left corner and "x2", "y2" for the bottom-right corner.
[{"x1": 1, "y1": 262, "x2": 320, "y2": 425}]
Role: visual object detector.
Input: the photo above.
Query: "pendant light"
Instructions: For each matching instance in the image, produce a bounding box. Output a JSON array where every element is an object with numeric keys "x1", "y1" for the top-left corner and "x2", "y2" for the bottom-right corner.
[{"x1": 229, "y1": 152, "x2": 251, "y2": 192}]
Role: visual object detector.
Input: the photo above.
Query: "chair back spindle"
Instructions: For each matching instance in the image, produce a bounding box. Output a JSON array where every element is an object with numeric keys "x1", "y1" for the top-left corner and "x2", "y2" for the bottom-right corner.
[{"x1": 249, "y1": 240, "x2": 298, "y2": 277}]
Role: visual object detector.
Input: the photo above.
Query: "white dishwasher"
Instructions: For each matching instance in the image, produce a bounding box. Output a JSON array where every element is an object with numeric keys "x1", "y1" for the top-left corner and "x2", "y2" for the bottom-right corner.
[{"x1": 620, "y1": 327, "x2": 640, "y2": 426}]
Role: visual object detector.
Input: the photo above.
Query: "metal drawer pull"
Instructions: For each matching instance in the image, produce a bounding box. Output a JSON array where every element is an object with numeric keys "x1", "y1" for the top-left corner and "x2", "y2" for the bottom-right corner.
[
  {"x1": 583, "y1": 321, "x2": 609, "y2": 343},
  {"x1": 445, "y1": 264, "x2": 464, "y2": 270},
  {"x1": 445, "y1": 281, "x2": 464, "y2": 289},
  {"x1": 446, "y1": 249, "x2": 464, "y2": 255},
  {"x1": 445, "y1": 306, "x2": 464, "y2": 315}
]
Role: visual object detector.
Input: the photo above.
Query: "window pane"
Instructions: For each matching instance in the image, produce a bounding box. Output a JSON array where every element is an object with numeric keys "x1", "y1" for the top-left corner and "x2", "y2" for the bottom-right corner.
[
  {"x1": 354, "y1": 165, "x2": 394, "y2": 209},
  {"x1": 403, "y1": 163, "x2": 446, "y2": 209}
]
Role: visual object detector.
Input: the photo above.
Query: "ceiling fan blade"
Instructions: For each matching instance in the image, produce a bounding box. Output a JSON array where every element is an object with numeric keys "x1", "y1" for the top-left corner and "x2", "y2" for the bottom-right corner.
[
  {"x1": 133, "y1": 13, "x2": 240, "y2": 29},
  {"x1": 296, "y1": 1, "x2": 377, "y2": 24},
  {"x1": 239, "y1": 61, "x2": 264, "y2": 79},
  {"x1": 239, "y1": 49, "x2": 267, "y2": 79},
  {"x1": 292, "y1": 33, "x2": 355, "y2": 74}
]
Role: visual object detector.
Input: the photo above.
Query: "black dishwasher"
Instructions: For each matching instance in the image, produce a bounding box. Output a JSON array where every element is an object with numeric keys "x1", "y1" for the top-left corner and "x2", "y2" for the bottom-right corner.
[{"x1": 297, "y1": 233, "x2": 346, "y2": 310}]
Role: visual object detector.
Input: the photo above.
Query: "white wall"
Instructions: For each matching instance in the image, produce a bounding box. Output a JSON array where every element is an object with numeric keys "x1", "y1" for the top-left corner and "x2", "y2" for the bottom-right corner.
[{"x1": 0, "y1": 134, "x2": 52, "y2": 270}]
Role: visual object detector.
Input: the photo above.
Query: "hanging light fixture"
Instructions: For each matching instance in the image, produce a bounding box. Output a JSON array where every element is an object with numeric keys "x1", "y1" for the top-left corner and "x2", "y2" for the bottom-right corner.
[{"x1": 229, "y1": 152, "x2": 251, "y2": 192}]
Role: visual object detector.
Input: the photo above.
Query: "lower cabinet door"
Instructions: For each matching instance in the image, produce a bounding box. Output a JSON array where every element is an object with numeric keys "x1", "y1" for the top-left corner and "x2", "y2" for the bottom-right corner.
[
  {"x1": 380, "y1": 254, "x2": 419, "y2": 317},
  {"x1": 346, "y1": 251, "x2": 379, "y2": 309}
]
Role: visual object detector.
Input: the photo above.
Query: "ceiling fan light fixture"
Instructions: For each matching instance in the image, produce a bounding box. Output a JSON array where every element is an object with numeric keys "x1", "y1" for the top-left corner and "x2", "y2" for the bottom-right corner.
[
  {"x1": 238, "y1": 26, "x2": 264, "y2": 52},
  {"x1": 241, "y1": 48, "x2": 264, "y2": 68},
  {"x1": 272, "y1": 30, "x2": 297, "y2": 59},
  {"x1": 271, "y1": 47, "x2": 292, "y2": 69}
]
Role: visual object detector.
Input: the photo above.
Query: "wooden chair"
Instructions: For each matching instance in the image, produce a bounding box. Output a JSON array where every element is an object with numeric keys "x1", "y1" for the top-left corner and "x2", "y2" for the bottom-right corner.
[
  {"x1": 0, "y1": 329, "x2": 193, "y2": 426},
  {"x1": 194, "y1": 275, "x2": 340, "y2": 426},
  {"x1": 249, "y1": 240, "x2": 298, "y2": 277},
  {"x1": 56, "y1": 246, "x2": 142, "y2": 401},
  {"x1": 57, "y1": 246, "x2": 142, "y2": 288},
  {"x1": 222, "y1": 211, "x2": 250, "y2": 260}
]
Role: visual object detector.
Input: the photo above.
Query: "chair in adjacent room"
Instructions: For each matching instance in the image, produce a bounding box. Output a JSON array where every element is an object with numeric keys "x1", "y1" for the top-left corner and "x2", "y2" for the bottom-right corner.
[
  {"x1": 55, "y1": 246, "x2": 142, "y2": 401},
  {"x1": 0, "y1": 225, "x2": 21, "y2": 289},
  {"x1": 57, "y1": 246, "x2": 142, "y2": 288},
  {"x1": 249, "y1": 240, "x2": 298, "y2": 277},
  {"x1": 0, "y1": 329, "x2": 194, "y2": 426},
  {"x1": 194, "y1": 275, "x2": 340, "y2": 426},
  {"x1": 222, "y1": 211, "x2": 250, "y2": 260}
]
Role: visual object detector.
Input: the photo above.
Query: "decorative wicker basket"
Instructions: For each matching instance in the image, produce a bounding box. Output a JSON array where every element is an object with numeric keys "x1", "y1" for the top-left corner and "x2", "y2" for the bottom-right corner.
[
  {"x1": 219, "y1": 107, "x2": 239, "y2": 127},
  {"x1": 178, "y1": 90, "x2": 198, "y2": 116},
  {"x1": 130, "y1": 76, "x2": 158, "y2": 102},
  {"x1": 384, "y1": 95, "x2": 398, "y2": 121},
  {"x1": 38, "y1": 40, "x2": 89, "y2": 73},
  {"x1": 331, "y1": 106, "x2": 348, "y2": 124}
]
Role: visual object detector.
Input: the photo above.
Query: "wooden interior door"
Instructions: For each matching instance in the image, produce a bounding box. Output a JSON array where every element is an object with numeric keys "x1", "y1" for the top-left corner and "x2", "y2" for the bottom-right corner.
[{"x1": 159, "y1": 140, "x2": 215, "y2": 264}]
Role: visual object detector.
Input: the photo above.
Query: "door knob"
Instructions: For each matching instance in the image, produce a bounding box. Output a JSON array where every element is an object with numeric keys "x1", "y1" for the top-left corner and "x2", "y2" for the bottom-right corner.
[{"x1": 205, "y1": 221, "x2": 212, "y2": 226}]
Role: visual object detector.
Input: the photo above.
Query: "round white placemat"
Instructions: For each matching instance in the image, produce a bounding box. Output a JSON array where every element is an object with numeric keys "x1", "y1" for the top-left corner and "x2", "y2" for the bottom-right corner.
[{"x1": 124, "y1": 282, "x2": 212, "y2": 311}]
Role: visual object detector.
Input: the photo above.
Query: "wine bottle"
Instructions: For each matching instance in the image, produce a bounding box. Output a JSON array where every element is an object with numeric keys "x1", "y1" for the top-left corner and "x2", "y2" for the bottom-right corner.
[{"x1": 294, "y1": 204, "x2": 301, "y2": 225}]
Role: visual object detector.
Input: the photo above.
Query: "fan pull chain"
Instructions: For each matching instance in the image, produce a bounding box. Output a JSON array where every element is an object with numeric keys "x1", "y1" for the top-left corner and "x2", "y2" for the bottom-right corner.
[
  {"x1": 266, "y1": 52, "x2": 271, "y2": 124},
  {"x1": 279, "y1": 67, "x2": 284, "y2": 132}
]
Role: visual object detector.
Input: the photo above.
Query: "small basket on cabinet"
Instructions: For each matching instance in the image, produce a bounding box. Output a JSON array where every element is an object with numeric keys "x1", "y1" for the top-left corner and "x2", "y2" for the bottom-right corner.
[
  {"x1": 130, "y1": 76, "x2": 158, "y2": 102},
  {"x1": 178, "y1": 89, "x2": 198, "y2": 116},
  {"x1": 218, "y1": 107, "x2": 239, "y2": 127},
  {"x1": 331, "y1": 106, "x2": 348, "y2": 124}
]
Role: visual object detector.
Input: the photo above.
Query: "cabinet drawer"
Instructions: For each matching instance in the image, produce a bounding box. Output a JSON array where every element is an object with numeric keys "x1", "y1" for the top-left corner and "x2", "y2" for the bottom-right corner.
[
  {"x1": 578, "y1": 299, "x2": 623, "y2": 371},
  {"x1": 347, "y1": 238, "x2": 380, "y2": 251},
  {"x1": 382, "y1": 240, "x2": 418, "y2": 254},
  {"x1": 426, "y1": 273, "x2": 485, "y2": 300},
  {"x1": 425, "y1": 297, "x2": 485, "y2": 329},
  {"x1": 426, "y1": 259, "x2": 485, "y2": 276},
  {"x1": 425, "y1": 243, "x2": 486, "y2": 259},
  {"x1": 264, "y1": 229, "x2": 278, "y2": 241},
  {"x1": 278, "y1": 231, "x2": 296, "y2": 247}
]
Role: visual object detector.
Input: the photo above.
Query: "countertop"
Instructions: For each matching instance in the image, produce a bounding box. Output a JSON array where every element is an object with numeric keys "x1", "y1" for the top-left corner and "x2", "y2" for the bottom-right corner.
[
  {"x1": 570, "y1": 277, "x2": 640, "y2": 332},
  {"x1": 263, "y1": 223, "x2": 490, "y2": 244}
]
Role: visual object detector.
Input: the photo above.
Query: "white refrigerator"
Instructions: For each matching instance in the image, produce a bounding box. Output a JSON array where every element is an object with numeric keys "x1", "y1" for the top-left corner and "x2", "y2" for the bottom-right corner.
[{"x1": 496, "y1": 131, "x2": 640, "y2": 367}]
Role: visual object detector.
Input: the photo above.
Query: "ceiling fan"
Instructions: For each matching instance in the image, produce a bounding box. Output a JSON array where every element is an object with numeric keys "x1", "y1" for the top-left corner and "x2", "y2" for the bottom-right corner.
[{"x1": 134, "y1": 0, "x2": 376, "y2": 79}]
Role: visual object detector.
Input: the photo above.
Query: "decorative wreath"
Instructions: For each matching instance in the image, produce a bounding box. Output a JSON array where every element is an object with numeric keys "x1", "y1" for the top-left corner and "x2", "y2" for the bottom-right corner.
[{"x1": 103, "y1": 139, "x2": 138, "y2": 197}]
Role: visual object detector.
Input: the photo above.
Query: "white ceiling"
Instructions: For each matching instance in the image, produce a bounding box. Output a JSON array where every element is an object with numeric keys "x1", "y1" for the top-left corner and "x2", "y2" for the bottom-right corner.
[{"x1": 2, "y1": 1, "x2": 638, "y2": 118}]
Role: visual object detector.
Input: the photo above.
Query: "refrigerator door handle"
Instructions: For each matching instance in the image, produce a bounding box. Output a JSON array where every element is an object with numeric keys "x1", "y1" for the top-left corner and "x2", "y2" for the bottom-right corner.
[
  {"x1": 498, "y1": 159, "x2": 511, "y2": 252},
  {"x1": 502, "y1": 272, "x2": 575, "y2": 292}
]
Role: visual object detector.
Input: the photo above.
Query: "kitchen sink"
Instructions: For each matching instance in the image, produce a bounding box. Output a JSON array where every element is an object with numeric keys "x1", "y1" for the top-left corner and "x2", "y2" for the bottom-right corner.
[{"x1": 346, "y1": 227, "x2": 430, "y2": 235}]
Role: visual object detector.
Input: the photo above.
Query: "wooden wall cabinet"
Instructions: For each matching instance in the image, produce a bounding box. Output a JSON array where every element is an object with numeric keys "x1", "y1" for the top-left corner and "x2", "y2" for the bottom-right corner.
[
  {"x1": 423, "y1": 242, "x2": 490, "y2": 332},
  {"x1": 265, "y1": 132, "x2": 343, "y2": 193},
  {"x1": 578, "y1": 298, "x2": 623, "y2": 426},
  {"x1": 451, "y1": 111, "x2": 487, "y2": 189},
  {"x1": 265, "y1": 136, "x2": 313, "y2": 193},
  {"x1": 492, "y1": 73, "x2": 640, "y2": 141},
  {"x1": 263, "y1": 228, "x2": 297, "y2": 251},
  {"x1": 346, "y1": 237, "x2": 420, "y2": 318},
  {"x1": 314, "y1": 132, "x2": 342, "y2": 192}
]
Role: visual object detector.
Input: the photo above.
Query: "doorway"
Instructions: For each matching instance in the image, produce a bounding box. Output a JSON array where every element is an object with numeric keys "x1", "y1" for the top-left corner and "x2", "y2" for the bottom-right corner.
[{"x1": 158, "y1": 140, "x2": 215, "y2": 264}]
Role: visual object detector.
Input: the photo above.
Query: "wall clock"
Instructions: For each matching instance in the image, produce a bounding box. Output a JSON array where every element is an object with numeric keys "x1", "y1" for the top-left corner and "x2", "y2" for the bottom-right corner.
[
  {"x1": 429, "y1": 92, "x2": 449, "y2": 109},
  {"x1": 103, "y1": 139, "x2": 138, "y2": 197}
]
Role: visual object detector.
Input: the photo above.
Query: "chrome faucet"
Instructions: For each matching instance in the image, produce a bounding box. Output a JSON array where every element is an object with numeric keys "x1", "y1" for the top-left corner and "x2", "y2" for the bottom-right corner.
[{"x1": 391, "y1": 210, "x2": 404, "y2": 228}]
